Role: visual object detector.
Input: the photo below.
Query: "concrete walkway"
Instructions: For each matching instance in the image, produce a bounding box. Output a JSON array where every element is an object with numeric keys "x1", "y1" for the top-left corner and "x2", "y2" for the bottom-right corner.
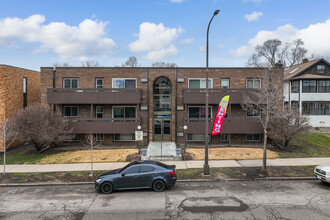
[{"x1": 1, "y1": 157, "x2": 330, "y2": 173}]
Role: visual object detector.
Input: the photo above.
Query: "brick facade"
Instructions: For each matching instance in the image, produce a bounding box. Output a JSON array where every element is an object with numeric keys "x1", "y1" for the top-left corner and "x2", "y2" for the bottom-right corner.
[
  {"x1": 0, "y1": 65, "x2": 40, "y2": 150},
  {"x1": 41, "y1": 66, "x2": 283, "y2": 148}
]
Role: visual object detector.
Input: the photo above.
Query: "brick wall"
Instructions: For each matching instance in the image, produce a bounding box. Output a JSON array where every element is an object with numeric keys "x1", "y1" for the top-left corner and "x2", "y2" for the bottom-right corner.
[{"x1": 0, "y1": 65, "x2": 40, "y2": 150}]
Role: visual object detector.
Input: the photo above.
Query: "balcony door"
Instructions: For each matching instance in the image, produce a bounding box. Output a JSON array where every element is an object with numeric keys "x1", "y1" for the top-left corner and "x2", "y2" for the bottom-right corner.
[{"x1": 153, "y1": 77, "x2": 172, "y2": 141}]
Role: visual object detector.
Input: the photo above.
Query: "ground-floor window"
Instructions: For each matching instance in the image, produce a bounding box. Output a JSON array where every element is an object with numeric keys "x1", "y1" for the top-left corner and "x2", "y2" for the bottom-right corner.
[
  {"x1": 187, "y1": 134, "x2": 211, "y2": 141},
  {"x1": 114, "y1": 134, "x2": 135, "y2": 141},
  {"x1": 63, "y1": 106, "x2": 79, "y2": 117},
  {"x1": 95, "y1": 134, "x2": 104, "y2": 141},
  {"x1": 246, "y1": 134, "x2": 261, "y2": 142},
  {"x1": 220, "y1": 134, "x2": 229, "y2": 142},
  {"x1": 302, "y1": 101, "x2": 330, "y2": 115},
  {"x1": 64, "y1": 134, "x2": 79, "y2": 142}
]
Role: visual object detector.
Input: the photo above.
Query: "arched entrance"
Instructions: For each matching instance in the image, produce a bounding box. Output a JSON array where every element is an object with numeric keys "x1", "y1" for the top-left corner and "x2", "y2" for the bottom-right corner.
[{"x1": 153, "y1": 77, "x2": 172, "y2": 141}]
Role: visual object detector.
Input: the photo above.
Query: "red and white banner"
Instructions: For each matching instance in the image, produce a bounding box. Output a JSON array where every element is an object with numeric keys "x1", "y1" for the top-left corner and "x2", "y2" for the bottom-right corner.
[{"x1": 211, "y1": 95, "x2": 230, "y2": 135}]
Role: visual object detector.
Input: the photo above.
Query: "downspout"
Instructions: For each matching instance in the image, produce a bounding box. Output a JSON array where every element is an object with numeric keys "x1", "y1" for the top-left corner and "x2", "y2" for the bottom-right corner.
[{"x1": 52, "y1": 67, "x2": 56, "y2": 112}]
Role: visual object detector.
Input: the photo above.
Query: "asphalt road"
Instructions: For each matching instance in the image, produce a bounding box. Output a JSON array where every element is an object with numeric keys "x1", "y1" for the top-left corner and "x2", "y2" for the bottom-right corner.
[{"x1": 0, "y1": 180, "x2": 329, "y2": 220}]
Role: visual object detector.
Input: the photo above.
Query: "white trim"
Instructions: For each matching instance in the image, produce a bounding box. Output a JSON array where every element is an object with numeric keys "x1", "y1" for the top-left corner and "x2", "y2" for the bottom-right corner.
[
  {"x1": 112, "y1": 106, "x2": 137, "y2": 118},
  {"x1": 63, "y1": 78, "x2": 79, "y2": 88},
  {"x1": 114, "y1": 134, "x2": 136, "y2": 141},
  {"x1": 63, "y1": 106, "x2": 79, "y2": 117},
  {"x1": 220, "y1": 133, "x2": 229, "y2": 142},
  {"x1": 112, "y1": 78, "x2": 137, "y2": 88},
  {"x1": 95, "y1": 105, "x2": 104, "y2": 118},
  {"x1": 246, "y1": 78, "x2": 261, "y2": 89},
  {"x1": 95, "y1": 78, "x2": 104, "y2": 88},
  {"x1": 188, "y1": 106, "x2": 212, "y2": 118},
  {"x1": 221, "y1": 78, "x2": 230, "y2": 88},
  {"x1": 187, "y1": 133, "x2": 211, "y2": 142},
  {"x1": 188, "y1": 78, "x2": 213, "y2": 88}
]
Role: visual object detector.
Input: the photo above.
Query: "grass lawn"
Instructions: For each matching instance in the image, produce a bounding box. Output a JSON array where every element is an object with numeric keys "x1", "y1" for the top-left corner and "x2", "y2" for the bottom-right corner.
[{"x1": 278, "y1": 133, "x2": 330, "y2": 158}]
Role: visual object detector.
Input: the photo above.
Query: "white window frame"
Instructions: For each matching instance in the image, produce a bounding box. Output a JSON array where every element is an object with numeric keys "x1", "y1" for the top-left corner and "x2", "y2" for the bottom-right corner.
[
  {"x1": 63, "y1": 78, "x2": 79, "y2": 88},
  {"x1": 188, "y1": 78, "x2": 213, "y2": 88},
  {"x1": 112, "y1": 78, "x2": 137, "y2": 88},
  {"x1": 221, "y1": 78, "x2": 230, "y2": 88},
  {"x1": 246, "y1": 79, "x2": 261, "y2": 89},
  {"x1": 317, "y1": 65, "x2": 325, "y2": 74},
  {"x1": 112, "y1": 106, "x2": 137, "y2": 118},
  {"x1": 187, "y1": 133, "x2": 211, "y2": 142},
  {"x1": 220, "y1": 134, "x2": 229, "y2": 142},
  {"x1": 63, "y1": 106, "x2": 79, "y2": 117},
  {"x1": 188, "y1": 106, "x2": 212, "y2": 119},
  {"x1": 114, "y1": 134, "x2": 136, "y2": 141},
  {"x1": 246, "y1": 134, "x2": 261, "y2": 142},
  {"x1": 95, "y1": 134, "x2": 104, "y2": 142},
  {"x1": 246, "y1": 107, "x2": 260, "y2": 118},
  {"x1": 95, "y1": 78, "x2": 104, "y2": 88},
  {"x1": 95, "y1": 106, "x2": 104, "y2": 118}
]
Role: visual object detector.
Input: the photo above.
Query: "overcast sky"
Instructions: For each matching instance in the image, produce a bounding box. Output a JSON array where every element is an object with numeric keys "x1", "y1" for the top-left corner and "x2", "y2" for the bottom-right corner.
[{"x1": 1, "y1": 0, "x2": 330, "y2": 71}]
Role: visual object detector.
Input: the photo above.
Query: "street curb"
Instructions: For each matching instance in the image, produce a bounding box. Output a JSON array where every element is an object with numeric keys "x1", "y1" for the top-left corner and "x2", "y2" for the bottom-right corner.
[{"x1": 0, "y1": 177, "x2": 317, "y2": 187}]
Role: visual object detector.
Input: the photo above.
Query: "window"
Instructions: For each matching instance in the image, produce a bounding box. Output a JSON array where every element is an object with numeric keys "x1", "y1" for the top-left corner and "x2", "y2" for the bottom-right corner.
[
  {"x1": 220, "y1": 134, "x2": 229, "y2": 142},
  {"x1": 112, "y1": 78, "x2": 136, "y2": 88},
  {"x1": 188, "y1": 106, "x2": 212, "y2": 118},
  {"x1": 114, "y1": 134, "x2": 135, "y2": 141},
  {"x1": 124, "y1": 166, "x2": 140, "y2": 174},
  {"x1": 246, "y1": 106, "x2": 260, "y2": 117},
  {"x1": 291, "y1": 101, "x2": 299, "y2": 110},
  {"x1": 246, "y1": 79, "x2": 261, "y2": 89},
  {"x1": 23, "y1": 77, "x2": 27, "y2": 108},
  {"x1": 302, "y1": 80, "x2": 316, "y2": 93},
  {"x1": 63, "y1": 78, "x2": 78, "y2": 88},
  {"x1": 318, "y1": 102, "x2": 330, "y2": 115},
  {"x1": 96, "y1": 106, "x2": 104, "y2": 118},
  {"x1": 140, "y1": 165, "x2": 156, "y2": 173},
  {"x1": 221, "y1": 79, "x2": 229, "y2": 88},
  {"x1": 291, "y1": 81, "x2": 300, "y2": 93},
  {"x1": 246, "y1": 134, "x2": 261, "y2": 142},
  {"x1": 302, "y1": 102, "x2": 317, "y2": 115},
  {"x1": 317, "y1": 65, "x2": 325, "y2": 74},
  {"x1": 95, "y1": 78, "x2": 104, "y2": 88},
  {"x1": 95, "y1": 134, "x2": 104, "y2": 141},
  {"x1": 63, "y1": 106, "x2": 79, "y2": 117},
  {"x1": 64, "y1": 134, "x2": 79, "y2": 142},
  {"x1": 113, "y1": 106, "x2": 136, "y2": 118},
  {"x1": 318, "y1": 80, "x2": 330, "y2": 93},
  {"x1": 188, "y1": 79, "x2": 212, "y2": 88},
  {"x1": 187, "y1": 134, "x2": 210, "y2": 141}
]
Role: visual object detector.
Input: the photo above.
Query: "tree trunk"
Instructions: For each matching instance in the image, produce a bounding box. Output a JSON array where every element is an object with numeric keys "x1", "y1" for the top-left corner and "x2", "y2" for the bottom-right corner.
[{"x1": 262, "y1": 130, "x2": 267, "y2": 172}]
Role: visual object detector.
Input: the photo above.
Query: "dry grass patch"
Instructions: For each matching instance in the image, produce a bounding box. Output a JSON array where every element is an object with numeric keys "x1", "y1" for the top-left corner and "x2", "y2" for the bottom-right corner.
[
  {"x1": 186, "y1": 148, "x2": 278, "y2": 160},
  {"x1": 39, "y1": 149, "x2": 139, "y2": 164}
]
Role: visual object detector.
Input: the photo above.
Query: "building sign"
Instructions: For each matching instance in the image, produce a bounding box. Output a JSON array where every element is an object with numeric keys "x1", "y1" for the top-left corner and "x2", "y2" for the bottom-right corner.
[{"x1": 135, "y1": 131, "x2": 143, "y2": 141}]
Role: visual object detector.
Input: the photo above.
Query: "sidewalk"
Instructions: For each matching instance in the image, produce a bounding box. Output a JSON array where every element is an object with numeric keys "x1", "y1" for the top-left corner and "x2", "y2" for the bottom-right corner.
[{"x1": 1, "y1": 157, "x2": 330, "y2": 173}]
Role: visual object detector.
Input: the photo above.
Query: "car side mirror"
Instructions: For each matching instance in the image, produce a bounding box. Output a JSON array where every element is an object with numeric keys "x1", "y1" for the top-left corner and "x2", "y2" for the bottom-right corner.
[{"x1": 121, "y1": 173, "x2": 125, "y2": 177}]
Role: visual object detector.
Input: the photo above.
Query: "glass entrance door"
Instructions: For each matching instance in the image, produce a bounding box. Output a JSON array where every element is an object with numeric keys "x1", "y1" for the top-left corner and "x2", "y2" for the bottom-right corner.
[{"x1": 153, "y1": 119, "x2": 171, "y2": 141}]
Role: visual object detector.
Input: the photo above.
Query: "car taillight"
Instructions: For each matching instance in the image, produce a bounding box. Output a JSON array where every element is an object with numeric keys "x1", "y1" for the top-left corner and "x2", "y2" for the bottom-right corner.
[{"x1": 170, "y1": 171, "x2": 175, "y2": 175}]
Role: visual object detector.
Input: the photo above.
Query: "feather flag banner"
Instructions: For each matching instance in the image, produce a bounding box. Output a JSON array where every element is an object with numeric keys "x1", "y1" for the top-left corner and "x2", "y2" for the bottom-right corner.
[{"x1": 211, "y1": 95, "x2": 230, "y2": 135}]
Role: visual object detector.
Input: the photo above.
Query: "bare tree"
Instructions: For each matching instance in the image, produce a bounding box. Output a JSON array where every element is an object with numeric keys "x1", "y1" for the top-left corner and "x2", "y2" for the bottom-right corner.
[
  {"x1": 82, "y1": 133, "x2": 102, "y2": 176},
  {"x1": 82, "y1": 60, "x2": 100, "y2": 67},
  {"x1": 152, "y1": 61, "x2": 178, "y2": 67},
  {"x1": 241, "y1": 69, "x2": 283, "y2": 172},
  {"x1": 0, "y1": 118, "x2": 17, "y2": 175},
  {"x1": 247, "y1": 39, "x2": 307, "y2": 68},
  {"x1": 122, "y1": 56, "x2": 140, "y2": 67},
  {"x1": 308, "y1": 54, "x2": 330, "y2": 63},
  {"x1": 53, "y1": 63, "x2": 71, "y2": 67},
  {"x1": 269, "y1": 106, "x2": 311, "y2": 148},
  {"x1": 13, "y1": 104, "x2": 71, "y2": 153}
]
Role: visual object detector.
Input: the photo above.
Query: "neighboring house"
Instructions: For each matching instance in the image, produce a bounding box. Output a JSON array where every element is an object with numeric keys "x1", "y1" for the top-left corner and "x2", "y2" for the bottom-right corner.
[
  {"x1": 41, "y1": 67, "x2": 283, "y2": 147},
  {"x1": 284, "y1": 58, "x2": 330, "y2": 128},
  {"x1": 0, "y1": 65, "x2": 40, "y2": 150}
]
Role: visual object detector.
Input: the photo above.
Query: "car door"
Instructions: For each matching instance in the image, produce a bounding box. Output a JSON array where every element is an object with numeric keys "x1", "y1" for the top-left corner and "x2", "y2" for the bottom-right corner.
[
  {"x1": 117, "y1": 165, "x2": 141, "y2": 189},
  {"x1": 138, "y1": 165, "x2": 157, "y2": 188}
]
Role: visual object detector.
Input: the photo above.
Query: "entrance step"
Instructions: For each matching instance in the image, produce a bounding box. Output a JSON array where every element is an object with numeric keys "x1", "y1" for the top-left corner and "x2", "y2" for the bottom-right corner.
[{"x1": 141, "y1": 142, "x2": 182, "y2": 161}]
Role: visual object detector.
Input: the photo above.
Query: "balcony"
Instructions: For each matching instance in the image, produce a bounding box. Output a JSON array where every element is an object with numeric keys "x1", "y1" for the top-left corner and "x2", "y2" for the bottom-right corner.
[
  {"x1": 183, "y1": 88, "x2": 256, "y2": 104},
  {"x1": 47, "y1": 88, "x2": 141, "y2": 104},
  {"x1": 184, "y1": 118, "x2": 263, "y2": 134},
  {"x1": 68, "y1": 118, "x2": 140, "y2": 134}
]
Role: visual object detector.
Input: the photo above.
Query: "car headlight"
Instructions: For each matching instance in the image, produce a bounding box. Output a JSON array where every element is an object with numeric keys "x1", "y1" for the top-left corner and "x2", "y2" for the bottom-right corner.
[{"x1": 96, "y1": 179, "x2": 102, "y2": 183}]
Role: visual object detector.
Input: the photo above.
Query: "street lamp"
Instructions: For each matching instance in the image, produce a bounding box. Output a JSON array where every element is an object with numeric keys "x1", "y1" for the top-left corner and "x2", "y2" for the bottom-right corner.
[{"x1": 204, "y1": 9, "x2": 220, "y2": 176}]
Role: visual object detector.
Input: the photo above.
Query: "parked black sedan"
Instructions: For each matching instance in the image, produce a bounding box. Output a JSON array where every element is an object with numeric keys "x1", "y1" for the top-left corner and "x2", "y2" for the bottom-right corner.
[{"x1": 95, "y1": 160, "x2": 177, "y2": 194}]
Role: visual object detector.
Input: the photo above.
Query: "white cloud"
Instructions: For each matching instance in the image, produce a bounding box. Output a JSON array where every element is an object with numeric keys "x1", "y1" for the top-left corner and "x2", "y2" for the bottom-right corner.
[
  {"x1": 129, "y1": 22, "x2": 183, "y2": 60},
  {"x1": 198, "y1": 46, "x2": 206, "y2": 52},
  {"x1": 231, "y1": 18, "x2": 330, "y2": 58},
  {"x1": 170, "y1": 0, "x2": 184, "y2": 2},
  {"x1": 244, "y1": 12, "x2": 263, "y2": 22},
  {"x1": 180, "y1": 38, "x2": 194, "y2": 45},
  {"x1": 144, "y1": 45, "x2": 178, "y2": 60},
  {"x1": 0, "y1": 14, "x2": 117, "y2": 60}
]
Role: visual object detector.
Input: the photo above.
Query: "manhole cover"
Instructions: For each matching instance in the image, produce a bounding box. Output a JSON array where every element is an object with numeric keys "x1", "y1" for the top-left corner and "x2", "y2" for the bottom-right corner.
[{"x1": 179, "y1": 197, "x2": 248, "y2": 213}]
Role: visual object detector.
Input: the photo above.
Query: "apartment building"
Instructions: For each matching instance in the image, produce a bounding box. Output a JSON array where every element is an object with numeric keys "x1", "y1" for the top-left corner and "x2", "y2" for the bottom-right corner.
[
  {"x1": 0, "y1": 65, "x2": 40, "y2": 150},
  {"x1": 41, "y1": 67, "x2": 283, "y2": 147},
  {"x1": 284, "y1": 59, "x2": 330, "y2": 128}
]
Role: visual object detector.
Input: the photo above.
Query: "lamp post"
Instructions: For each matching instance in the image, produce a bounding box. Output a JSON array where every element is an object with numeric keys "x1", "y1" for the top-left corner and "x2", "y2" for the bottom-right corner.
[{"x1": 204, "y1": 9, "x2": 220, "y2": 176}]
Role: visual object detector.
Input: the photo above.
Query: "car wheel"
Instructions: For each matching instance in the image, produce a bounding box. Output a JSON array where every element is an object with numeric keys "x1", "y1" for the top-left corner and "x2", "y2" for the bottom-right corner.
[
  {"x1": 100, "y1": 182, "x2": 114, "y2": 194},
  {"x1": 153, "y1": 180, "x2": 166, "y2": 192}
]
